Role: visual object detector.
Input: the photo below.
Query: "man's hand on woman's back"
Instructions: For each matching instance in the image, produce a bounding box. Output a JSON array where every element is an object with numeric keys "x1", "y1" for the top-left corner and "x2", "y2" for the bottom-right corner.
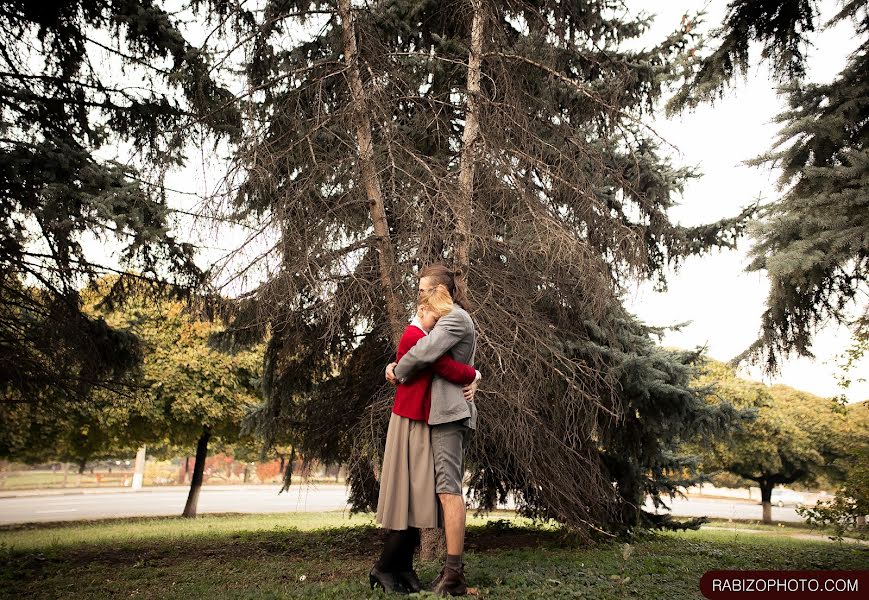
[
  {"x1": 385, "y1": 362, "x2": 398, "y2": 385},
  {"x1": 463, "y1": 377, "x2": 479, "y2": 402},
  {"x1": 388, "y1": 360, "x2": 480, "y2": 402}
]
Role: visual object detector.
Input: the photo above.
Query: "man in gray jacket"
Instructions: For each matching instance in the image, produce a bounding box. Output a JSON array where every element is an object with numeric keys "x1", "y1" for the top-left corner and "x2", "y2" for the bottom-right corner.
[{"x1": 385, "y1": 267, "x2": 480, "y2": 596}]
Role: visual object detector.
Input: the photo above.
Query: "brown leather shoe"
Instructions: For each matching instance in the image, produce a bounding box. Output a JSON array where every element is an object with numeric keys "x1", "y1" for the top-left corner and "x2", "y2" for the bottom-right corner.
[
  {"x1": 429, "y1": 568, "x2": 444, "y2": 591},
  {"x1": 430, "y1": 565, "x2": 467, "y2": 596}
]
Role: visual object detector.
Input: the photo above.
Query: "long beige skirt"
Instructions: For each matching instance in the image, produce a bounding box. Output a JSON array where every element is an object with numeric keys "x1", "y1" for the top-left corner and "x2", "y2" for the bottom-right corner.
[{"x1": 376, "y1": 412, "x2": 440, "y2": 530}]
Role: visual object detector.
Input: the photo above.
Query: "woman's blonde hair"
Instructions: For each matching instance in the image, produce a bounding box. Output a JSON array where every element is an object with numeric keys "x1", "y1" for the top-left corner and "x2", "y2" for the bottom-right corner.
[{"x1": 418, "y1": 284, "x2": 453, "y2": 317}]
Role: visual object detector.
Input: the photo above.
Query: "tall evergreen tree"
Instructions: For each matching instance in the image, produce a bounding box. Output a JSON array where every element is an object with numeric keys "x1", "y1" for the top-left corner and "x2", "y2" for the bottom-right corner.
[
  {"x1": 670, "y1": 0, "x2": 869, "y2": 371},
  {"x1": 216, "y1": 0, "x2": 750, "y2": 534},
  {"x1": 0, "y1": 1, "x2": 241, "y2": 404}
]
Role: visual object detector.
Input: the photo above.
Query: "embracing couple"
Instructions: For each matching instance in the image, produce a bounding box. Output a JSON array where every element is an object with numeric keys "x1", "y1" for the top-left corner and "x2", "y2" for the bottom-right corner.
[{"x1": 370, "y1": 264, "x2": 481, "y2": 596}]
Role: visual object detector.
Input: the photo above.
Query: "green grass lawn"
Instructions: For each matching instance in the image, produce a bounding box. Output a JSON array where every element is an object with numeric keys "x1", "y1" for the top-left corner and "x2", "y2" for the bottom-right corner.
[
  {"x1": 1, "y1": 513, "x2": 866, "y2": 599},
  {"x1": 701, "y1": 518, "x2": 868, "y2": 541}
]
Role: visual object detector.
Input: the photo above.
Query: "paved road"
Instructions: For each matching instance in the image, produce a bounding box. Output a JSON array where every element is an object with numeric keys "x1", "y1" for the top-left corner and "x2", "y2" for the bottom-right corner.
[
  {"x1": 0, "y1": 485, "x2": 802, "y2": 525},
  {"x1": 0, "y1": 485, "x2": 351, "y2": 525},
  {"x1": 643, "y1": 496, "x2": 803, "y2": 523}
]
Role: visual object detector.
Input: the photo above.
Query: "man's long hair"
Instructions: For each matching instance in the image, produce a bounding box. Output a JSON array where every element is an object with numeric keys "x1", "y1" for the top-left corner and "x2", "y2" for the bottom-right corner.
[{"x1": 418, "y1": 264, "x2": 472, "y2": 310}]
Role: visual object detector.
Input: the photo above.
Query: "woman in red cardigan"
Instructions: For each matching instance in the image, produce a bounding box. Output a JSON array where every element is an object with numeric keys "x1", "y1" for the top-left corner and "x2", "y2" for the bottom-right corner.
[{"x1": 371, "y1": 286, "x2": 481, "y2": 593}]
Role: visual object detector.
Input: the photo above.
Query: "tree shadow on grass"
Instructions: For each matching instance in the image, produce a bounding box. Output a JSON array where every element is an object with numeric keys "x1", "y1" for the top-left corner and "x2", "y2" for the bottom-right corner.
[
  {"x1": 0, "y1": 519, "x2": 591, "y2": 567},
  {"x1": 2, "y1": 520, "x2": 867, "y2": 600}
]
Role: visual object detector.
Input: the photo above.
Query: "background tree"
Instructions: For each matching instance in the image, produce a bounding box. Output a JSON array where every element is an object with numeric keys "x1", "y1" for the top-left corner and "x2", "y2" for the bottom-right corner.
[
  {"x1": 0, "y1": 386, "x2": 149, "y2": 473},
  {"x1": 669, "y1": 0, "x2": 869, "y2": 371},
  {"x1": 2, "y1": 277, "x2": 263, "y2": 512},
  {"x1": 216, "y1": 0, "x2": 752, "y2": 537},
  {"x1": 99, "y1": 292, "x2": 262, "y2": 517},
  {"x1": 694, "y1": 361, "x2": 849, "y2": 523},
  {"x1": 797, "y1": 401, "x2": 868, "y2": 537},
  {"x1": 0, "y1": 0, "x2": 240, "y2": 405},
  {"x1": 842, "y1": 401, "x2": 869, "y2": 519},
  {"x1": 842, "y1": 401, "x2": 869, "y2": 526},
  {"x1": 1, "y1": 282, "x2": 162, "y2": 471}
]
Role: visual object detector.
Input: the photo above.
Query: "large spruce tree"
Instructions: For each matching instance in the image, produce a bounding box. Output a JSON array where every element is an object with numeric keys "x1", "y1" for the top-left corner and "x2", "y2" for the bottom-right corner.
[
  {"x1": 0, "y1": 1, "x2": 240, "y2": 404},
  {"x1": 209, "y1": 0, "x2": 750, "y2": 534},
  {"x1": 670, "y1": 0, "x2": 868, "y2": 371},
  {"x1": 214, "y1": 0, "x2": 742, "y2": 530}
]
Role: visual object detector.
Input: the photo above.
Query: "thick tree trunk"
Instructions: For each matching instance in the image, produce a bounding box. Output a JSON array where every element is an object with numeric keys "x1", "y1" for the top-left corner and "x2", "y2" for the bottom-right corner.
[
  {"x1": 759, "y1": 480, "x2": 773, "y2": 524},
  {"x1": 454, "y1": 0, "x2": 484, "y2": 285},
  {"x1": 182, "y1": 426, "x2": 211, "y2": 518},
  {"x1": 279, "y1": 454, "x2": 285, "y2": 475},
  {"x1": 857, "y1": 515, "x2": 866, "y2": 529},
  {"x1": 337, "y1": 0, "x2": 404, "y2": 346},
  {"x1": 762, "y1": 501, "x2": 772, "y2": 524},
  {"x1": 419, "y1": 2, "x2": 487, "y2": 562},
  {"x1": 76, "y1": 458, "x2": 86, "y2": 487},
  {"x1": 420, "y1": 526, "x2": 447, "y2": 562}
]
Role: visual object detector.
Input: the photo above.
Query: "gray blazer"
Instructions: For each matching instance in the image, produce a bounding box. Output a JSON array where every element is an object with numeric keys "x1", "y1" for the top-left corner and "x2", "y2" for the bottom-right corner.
[{"x1": 394, "y1": 305, "x2": 478, "y2": 429}]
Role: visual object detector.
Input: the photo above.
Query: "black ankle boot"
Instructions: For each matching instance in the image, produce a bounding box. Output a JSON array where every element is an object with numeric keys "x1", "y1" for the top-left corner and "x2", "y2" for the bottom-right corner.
[
  {"x1": 369, "y1": 565, "x2": 408, "y2": 594},
  {"x1": 396, "y1": 569, "x2": 422, "y2": 593}
]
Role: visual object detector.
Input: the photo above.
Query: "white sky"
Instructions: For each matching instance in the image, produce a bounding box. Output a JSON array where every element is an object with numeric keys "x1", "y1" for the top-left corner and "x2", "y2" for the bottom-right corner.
[
  {"x1": 81, "y1": 0, "x2": 867, "y2": 402},
  {"x1": 620, "y1": 0, "x2": 868, "y2": 401}
]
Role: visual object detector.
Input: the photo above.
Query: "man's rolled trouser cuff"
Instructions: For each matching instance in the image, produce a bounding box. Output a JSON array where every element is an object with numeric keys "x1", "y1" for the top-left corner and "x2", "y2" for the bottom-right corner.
[{"x1": 431, "y1": 420, "x2": 471, "y2": 495}]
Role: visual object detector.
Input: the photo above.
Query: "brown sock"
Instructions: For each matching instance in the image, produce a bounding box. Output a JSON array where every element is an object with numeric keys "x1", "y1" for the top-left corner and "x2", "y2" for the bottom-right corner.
[{"x1": 445, "y1": 553, "x2": 462, "y2": 570}]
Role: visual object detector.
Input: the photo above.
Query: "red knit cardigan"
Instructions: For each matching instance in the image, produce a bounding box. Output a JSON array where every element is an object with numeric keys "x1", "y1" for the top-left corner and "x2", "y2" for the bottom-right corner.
[{"x1": 392, "y1": 323, "x2": 477, "y2": 421}]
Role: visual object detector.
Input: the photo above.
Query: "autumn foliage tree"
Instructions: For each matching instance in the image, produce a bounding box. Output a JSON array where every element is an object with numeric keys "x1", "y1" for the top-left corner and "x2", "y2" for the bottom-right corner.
[
  {"x1": 100, "y1": 290, "x2": 262, "y2": 517},
  {"x1": 692, "y1": 361, "x2": 849, "y2": 524},
  {"x1": 799, "y1": 400, "x2": 869, "y2": 535},
  {"x1": 2, "y1": 276, "x2": 263, "y2": 515}
]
